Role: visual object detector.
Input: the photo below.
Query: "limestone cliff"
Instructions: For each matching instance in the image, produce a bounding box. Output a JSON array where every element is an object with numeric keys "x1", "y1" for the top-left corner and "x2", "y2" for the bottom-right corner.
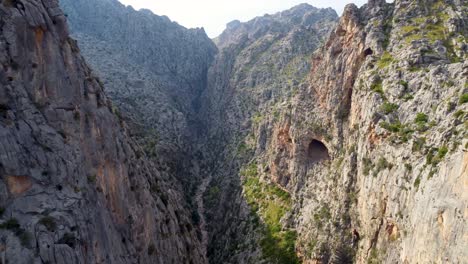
[
  {"x1": 0, "y1": 0, "x2": 205, "y2": 263},
  {"x1": 201, "y1": 0, "x2": 467, "y2": 263}
]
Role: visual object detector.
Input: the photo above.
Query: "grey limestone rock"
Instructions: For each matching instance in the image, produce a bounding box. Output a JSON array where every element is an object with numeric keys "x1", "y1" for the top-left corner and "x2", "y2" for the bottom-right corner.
[{"x1": 0, "y1": 0, "x2": 205, "y2": 263}]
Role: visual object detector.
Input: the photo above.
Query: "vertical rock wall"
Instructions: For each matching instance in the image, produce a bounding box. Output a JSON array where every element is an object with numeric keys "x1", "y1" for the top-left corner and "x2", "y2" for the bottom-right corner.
[{"x1": 0, "y1": 1, "x2": 205, "y2": 263}]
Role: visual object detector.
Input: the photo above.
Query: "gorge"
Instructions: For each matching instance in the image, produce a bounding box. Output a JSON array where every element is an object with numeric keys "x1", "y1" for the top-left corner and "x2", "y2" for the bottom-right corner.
[{"x1": 0, "y1": 0, "x2": 467, "y2": 263}]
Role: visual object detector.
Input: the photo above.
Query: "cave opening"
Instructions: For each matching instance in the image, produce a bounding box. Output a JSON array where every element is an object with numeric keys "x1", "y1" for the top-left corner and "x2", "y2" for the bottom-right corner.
[
  {"x1": 307, "y1": 139, "x2": 330, "y2": 163},
  {"x1": 364, "y1": 48, "x2": 373, "y2": 57}
]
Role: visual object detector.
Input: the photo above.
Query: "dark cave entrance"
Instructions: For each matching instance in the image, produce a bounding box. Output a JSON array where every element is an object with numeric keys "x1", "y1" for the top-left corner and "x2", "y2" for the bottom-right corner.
[
  {"x1": 364, "y1": 48, "x2": 373, "y2": 57},
  {"x1": 307, "y1": 139, "x2": 330, "y2": 163}
]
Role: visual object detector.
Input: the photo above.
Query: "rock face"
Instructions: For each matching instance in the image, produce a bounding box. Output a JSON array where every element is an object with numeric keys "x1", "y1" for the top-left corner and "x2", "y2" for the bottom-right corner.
[{"x1": 0, "y1": 1, "x2": 205, "y2": 263}]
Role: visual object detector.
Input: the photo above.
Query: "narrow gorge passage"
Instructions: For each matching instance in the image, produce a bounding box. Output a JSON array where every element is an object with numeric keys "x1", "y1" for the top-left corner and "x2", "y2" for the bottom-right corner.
[{"x1": 195, "y1": 172, "x2": 213, "y2": 257}]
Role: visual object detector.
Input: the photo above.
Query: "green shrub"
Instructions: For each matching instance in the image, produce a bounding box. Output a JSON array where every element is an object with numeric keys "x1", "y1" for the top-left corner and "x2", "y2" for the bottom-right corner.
[
  {"x1": 362, "y1": 158, "x2": 373, "y2": 176},
  {"x1": 412, "y1": 137, "x2": 426, "y2": 152},
  {"x1": 401, "y1": 25, "x2": 419, "y2": 35},
  {"x1": 0, "y1": 207, "x2": 4, "y2": 217},
  {"x1": 373, "y1": 157, "x2": 393, "y2": 177},
  {"x1": 110, "y1": 105, "x2": 123, "y2": 122},
  {"x1": 460, "y1": 94, "x2": 468, "y2": 104},
  {"x1": 237, "y1": 142, "x2": 251, "y2": 156},
  {"x1": 397, "y1": 126, "x2": 414, "y2": 143},
  {"x1": 2, "y1": 0, "x2": 17, "y2": 8},
  {"x1": 380, "y1": 121, "x2": 403, "y2": 133},
  {"x1": 241, "y1": 162, "x2": 258, "y2": 178},
  {"x1": 427, "y1": 146, "x2": 449, "y2": 165},
  {"x1": 443, "y1": 80, "x2": 455, "y2": 87},
  {"x1": 18, "y1": 230, "x2": 32, "y2": 248},
  {"x1": 148, "y1": 243, "x2": 156, "y2": 255},
  {"x1": 414, "y1": 113, "x2": 429, "y2": 131},
  {"x1": 143, "y1": 138, "x2": 158, "y2": 157},
  {"x1": 0, "y1": 218, "x2": 31, "y2": 247},
  {"x1": 404, "y1": 163, "x2": 413, "y2": 172},
  {"x1": 241, "y1": 162, "x2": 298, "y2": 263},
  {"x1": 377, "y1": 52, "x2": 395, "y2": 69},
  {"x1": 380, "y1": 102, "x2": 399, "y2": 114},
  {"x1": 402, "y1": 93, "x2": 414, "y2": 101},
  {"x1": 252, "y1": 113, "x2": 264, "y2": 125},
  {"x1": 260, "y1": 229, "x2": 299, "y2": 264},
  {"x1": 367, "y1": 248, "x2": 380, "y2": 264},
  {"x1": 437, "y1": 146, "x2": 448, "y2": 159},
  {"x1": 454, "y1": 110, "x2": 465, "y2": 119},
  {"x1": 58, "y1": 233, "x2": 77, "y2": 248},
  {"x1": 87, "y1": 175, "x2": 97, "y2": 184},
  {"x1": 426, "y1": 149, "x2": 435, "y2": 164},
  {"x1": 205, "y1": 186, "x2": 220, "y2": 203},
  {"x1": 398, "y1": 80, "x2": 409, "y2": 90},
  {"x1": 39, "y1": 216, "x2": 57, "y2": 232},
  {"x1": 414, "y1": 176, "x2": 421, "y2": 189},
  {"x1": 313, "y1": 205, "x2": 331, "y2": 223},
  {"x1": 415, "y1": 113, "x2": 429, "y2": 124},
  {"x1": 0, "y1": 218, "x2": 20, "y2": 230},
  {"x1": 371, "y1": 79, "x2": 384, "y2": 94}
]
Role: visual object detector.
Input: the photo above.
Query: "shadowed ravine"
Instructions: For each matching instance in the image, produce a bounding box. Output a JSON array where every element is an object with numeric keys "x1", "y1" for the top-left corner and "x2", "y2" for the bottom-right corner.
[{"x1": 195, "y1": 173, "x2": 213, "y2": 257}]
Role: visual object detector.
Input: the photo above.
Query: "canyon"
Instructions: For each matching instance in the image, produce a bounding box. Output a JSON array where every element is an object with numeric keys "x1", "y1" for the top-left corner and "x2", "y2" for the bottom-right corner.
[{"x1": 0, "y1": 0, "x2": 467, "y2": 263}]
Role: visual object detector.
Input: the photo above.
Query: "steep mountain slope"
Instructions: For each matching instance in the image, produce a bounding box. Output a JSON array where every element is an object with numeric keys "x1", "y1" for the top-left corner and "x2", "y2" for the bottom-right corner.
[
  {"x1": 201, "y1": 0, "x2": 467, "y2": 263},
  {"x1": 60, "y1": 0, "x2": 217, "y2": 194},
  {"x1": 0, "y1": 1, "x2": 205, "y2": 263}
]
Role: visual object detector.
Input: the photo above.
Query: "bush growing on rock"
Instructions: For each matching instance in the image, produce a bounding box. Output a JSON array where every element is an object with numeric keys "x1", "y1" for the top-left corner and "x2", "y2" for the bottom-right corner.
[
  {"x1": 39, "y1": 216, "x2": 57, "y2": 232},
  {"x1": 459, "y1": 94, "x2": 468, "y2": 104},
  {"x1": 380, "y1": 102, "x2": 399, "y2": 114}
]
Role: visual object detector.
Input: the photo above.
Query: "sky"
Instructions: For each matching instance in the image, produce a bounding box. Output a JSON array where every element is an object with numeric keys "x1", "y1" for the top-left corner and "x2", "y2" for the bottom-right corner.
[{"x1": 117, "y1": 0, "x2": 369, "y2": 38}]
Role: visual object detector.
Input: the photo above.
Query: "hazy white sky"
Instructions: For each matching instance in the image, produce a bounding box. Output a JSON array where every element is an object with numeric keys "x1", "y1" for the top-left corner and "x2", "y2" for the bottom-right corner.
[{"x1": 117, "y1": 0, "x2": 369, "y2": 37}]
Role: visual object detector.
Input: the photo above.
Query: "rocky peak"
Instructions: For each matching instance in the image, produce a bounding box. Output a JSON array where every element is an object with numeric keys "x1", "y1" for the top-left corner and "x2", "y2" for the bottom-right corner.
[
  {"x1": 215, "y1": 4, "x2": 338, "y2": 48},
  {"x1": 226, "y1": 19, "x2": 242, "y2": 30}
]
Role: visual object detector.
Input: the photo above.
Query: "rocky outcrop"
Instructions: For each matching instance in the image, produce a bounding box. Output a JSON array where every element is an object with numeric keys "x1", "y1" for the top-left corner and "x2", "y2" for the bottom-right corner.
[{"x1": 0, "y1": 1, "x2": 205, "y2": 263}]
